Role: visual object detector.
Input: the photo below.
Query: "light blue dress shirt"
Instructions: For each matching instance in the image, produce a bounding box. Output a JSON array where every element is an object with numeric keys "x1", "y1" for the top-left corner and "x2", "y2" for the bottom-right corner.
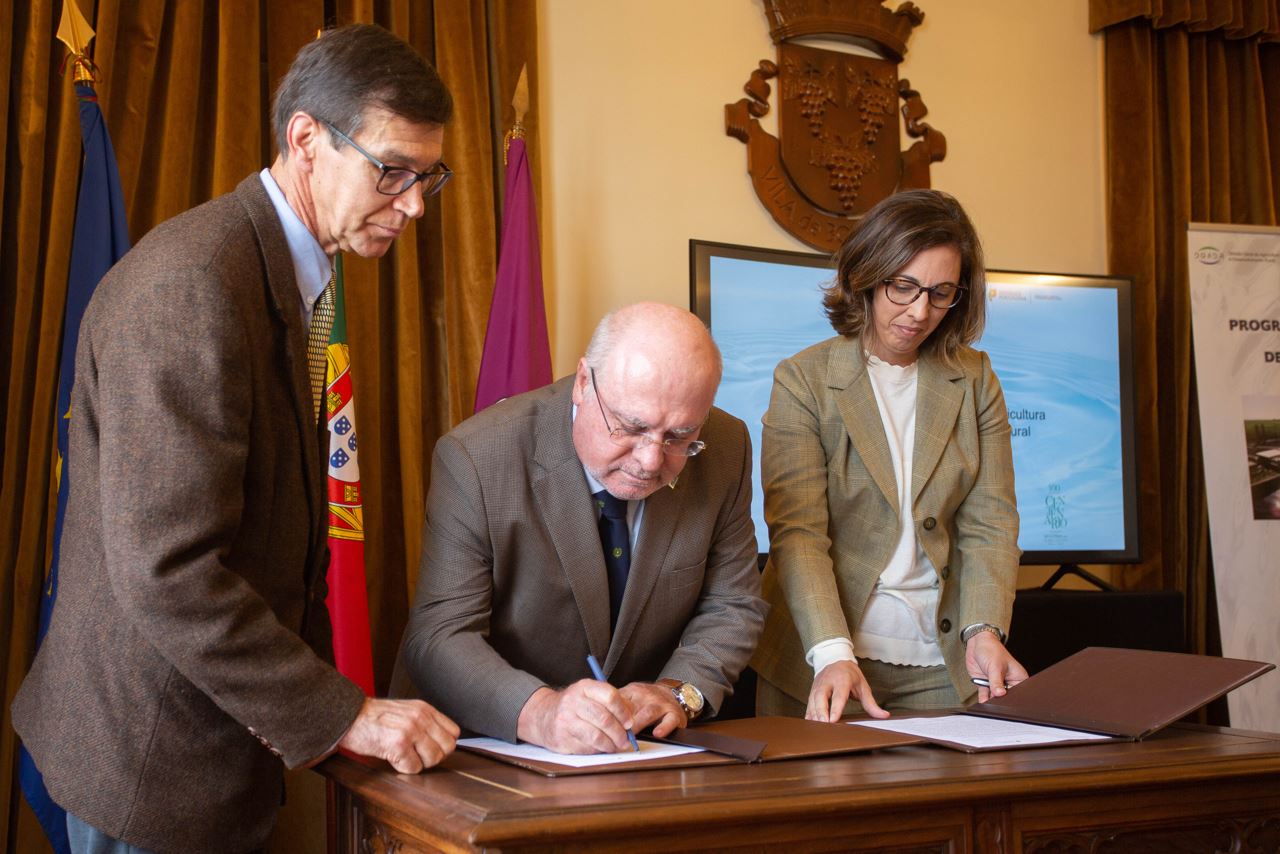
[{"x1": 258, "y1": 168, "x2": 331, "y2": 327}]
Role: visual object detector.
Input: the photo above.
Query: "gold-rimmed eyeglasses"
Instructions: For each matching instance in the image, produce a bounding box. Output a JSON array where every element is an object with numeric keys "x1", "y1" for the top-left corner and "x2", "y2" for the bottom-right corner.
[{"x1": 589, "y1": 368, "x2": 707, "y2": 458}]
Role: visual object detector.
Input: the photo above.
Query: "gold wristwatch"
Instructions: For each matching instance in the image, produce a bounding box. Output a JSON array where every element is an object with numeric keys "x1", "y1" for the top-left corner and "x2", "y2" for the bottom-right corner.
[{"x1": 657, "y1": 678, "x2": 705, "y2": 720}]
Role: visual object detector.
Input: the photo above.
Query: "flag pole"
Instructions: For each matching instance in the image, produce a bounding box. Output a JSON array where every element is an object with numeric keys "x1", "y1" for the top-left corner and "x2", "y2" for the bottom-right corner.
[
  {"x1": 504, "y1": 64, "x2": 529, "y2": 165},
  {"x1": 56, "y1": 0, "x2": 97, "y2": 82}
]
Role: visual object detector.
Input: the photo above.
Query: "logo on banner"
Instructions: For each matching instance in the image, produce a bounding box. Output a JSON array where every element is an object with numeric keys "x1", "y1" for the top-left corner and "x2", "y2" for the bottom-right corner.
[
  {"x1": 725, "y1": 0, "x2": 945, "y2": 251},
  {"x1": 1194, "y1": 246, "x2": 1223, "y2": 265}
]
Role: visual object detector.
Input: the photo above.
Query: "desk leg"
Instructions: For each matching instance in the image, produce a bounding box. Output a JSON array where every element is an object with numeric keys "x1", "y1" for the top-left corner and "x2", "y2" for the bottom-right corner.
[
  {"x1": 975, "y1": 804, "x2": 1011, "y2": 853},
  {"x1": 325, "y1": 778, "x2": 365, "y2": 854},
  {"x1": 325, "y1": 778, "x2": 339, "y2": 854}
]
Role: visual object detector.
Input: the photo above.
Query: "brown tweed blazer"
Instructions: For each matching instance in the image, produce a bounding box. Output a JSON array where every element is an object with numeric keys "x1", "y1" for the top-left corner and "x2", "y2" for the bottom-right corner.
[
  {"x1": 751, "y1": 334, "x2": 1020, "y2": 705},
  {"x1": 11, "y1": 174, "x2": 365, "y2": 853},
  {"x1": 399, "y1": 376, "x2": 768, "y2": 741}
]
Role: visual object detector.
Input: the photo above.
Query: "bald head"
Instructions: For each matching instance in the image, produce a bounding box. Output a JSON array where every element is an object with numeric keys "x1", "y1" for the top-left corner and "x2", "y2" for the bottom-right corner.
[
  {"x1": 572, "y1": 302, "x2": 722, "y2": 500},
  {"x1": 584, "y1": 302, "x2": 722, "y2": 393}
]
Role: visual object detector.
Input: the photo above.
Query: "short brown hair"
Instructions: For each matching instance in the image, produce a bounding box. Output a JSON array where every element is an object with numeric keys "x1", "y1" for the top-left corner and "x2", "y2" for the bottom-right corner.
[
  {"x1": 823, "y1": 189, "x2": 987, "y2": 365},
  {"x1": 272, "y1": 24, "x2": 453, "y2": 157}
]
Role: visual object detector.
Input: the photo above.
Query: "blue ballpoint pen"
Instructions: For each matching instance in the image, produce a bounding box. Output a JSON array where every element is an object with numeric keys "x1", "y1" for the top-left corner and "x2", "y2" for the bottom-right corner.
[{"x1": 586, "y1": 654, "x2": 640, "y2": 752}]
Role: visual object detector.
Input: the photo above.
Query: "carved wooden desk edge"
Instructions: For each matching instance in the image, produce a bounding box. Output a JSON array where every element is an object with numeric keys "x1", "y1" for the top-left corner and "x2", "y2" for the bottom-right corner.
[{"x1": 319, "y1": 724, "x2": 1280, "y2": 853}]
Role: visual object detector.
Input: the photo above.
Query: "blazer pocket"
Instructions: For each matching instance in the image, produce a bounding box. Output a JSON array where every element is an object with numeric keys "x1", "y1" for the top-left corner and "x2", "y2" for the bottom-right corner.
[{"x1": 664, "y1": 560, "x2": 706, "y2": 596}]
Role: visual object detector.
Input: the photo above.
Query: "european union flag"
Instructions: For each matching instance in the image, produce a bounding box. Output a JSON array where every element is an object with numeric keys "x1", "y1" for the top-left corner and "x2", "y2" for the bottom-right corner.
[{"x1": 19, "y1": 80, "x2": 130, "y2": 854}]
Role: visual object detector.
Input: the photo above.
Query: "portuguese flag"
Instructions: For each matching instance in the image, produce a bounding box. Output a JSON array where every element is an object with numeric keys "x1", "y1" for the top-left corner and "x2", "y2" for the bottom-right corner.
[{"x1": 323, "y1": 255, "x2": 374, "y2": 695}]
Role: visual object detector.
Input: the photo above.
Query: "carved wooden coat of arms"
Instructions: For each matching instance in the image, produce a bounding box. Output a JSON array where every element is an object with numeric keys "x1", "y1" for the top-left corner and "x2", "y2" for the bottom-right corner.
[{"x1": 726, "y1": 0, "x2": 945, "y2": 251}]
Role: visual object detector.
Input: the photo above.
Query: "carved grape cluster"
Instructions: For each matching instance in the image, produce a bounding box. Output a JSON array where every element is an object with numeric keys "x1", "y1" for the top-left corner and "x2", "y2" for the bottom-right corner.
[
  {"x1": 782, "y1": 58, "x2": 835, "y2": 137},
  {"x1": 797, "y1": 77, "x2": 829, "y2": 136},
  {"x1": 854, "y1": 69, "x2": 895, "y2": 146},
  {"x1": 823, "y1": 148, "x2": 876, "y2": 210},
  {"x1": 859, "y1": 89, "x2": 893, "y2": 145}
]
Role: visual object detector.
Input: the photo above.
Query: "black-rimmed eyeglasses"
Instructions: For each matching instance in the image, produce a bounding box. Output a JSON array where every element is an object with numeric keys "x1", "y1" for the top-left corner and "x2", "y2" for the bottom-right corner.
[
  {"x1": 881, "y1": 276, "x2": 967, "y2": 309},
  {"x1": 590, "y1": 368, "x2": 707, "y2": 458},
  {"x1": 321, "y1": 119, "x2": 453, "y2": 197}
]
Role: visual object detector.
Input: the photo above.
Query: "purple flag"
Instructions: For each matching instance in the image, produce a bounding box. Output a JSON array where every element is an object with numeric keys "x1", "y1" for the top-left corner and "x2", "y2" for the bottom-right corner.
[{"x1": 474, "y1": 136, "x2": 552, "y2": 412}]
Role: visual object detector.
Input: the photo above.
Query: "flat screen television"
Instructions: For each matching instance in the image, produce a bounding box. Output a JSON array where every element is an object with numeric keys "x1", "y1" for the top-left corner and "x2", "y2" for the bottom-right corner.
[{"x1": 690, "y1": 239, "x2": 1141, "y2": 567}]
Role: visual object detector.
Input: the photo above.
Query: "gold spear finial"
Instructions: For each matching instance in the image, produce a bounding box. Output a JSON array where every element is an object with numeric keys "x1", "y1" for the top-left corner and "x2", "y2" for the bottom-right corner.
[
  {"x1": 512, "y1": 64, "x2": 529, "y2": 126},
  {"x1": 503, "y1": 64, "x2": 530, "y2": 165},
  {"x1": 56, "y1": 0, "x2": 97, "y2": 83}
]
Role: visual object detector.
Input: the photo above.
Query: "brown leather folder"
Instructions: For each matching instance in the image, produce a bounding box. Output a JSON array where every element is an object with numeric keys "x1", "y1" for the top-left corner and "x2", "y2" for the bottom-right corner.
[
  {"x1": 461, "y1": 716, "x2": 924, "y2": 776},
  {"x1": 964, "y1": 647, "x2": 1274, "y2": 740},
  {"x1": 670, "y1": 715, "x2": 923, "y2": 760}
]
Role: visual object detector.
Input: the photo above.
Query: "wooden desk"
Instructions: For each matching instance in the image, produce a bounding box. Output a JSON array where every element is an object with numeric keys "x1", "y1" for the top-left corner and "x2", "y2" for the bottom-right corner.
[{"x1": 319, "y1": 724, "x2": 1280, "y2": 852}]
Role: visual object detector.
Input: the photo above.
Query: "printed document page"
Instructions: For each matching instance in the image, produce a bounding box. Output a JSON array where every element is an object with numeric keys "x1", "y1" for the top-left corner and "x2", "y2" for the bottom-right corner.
[
  {"x1": 849, "y1": 715, "x2": 1112, "y2": 749},
  {"x1": 458, "y1": 737, "x2": 706, "y2": 768}
]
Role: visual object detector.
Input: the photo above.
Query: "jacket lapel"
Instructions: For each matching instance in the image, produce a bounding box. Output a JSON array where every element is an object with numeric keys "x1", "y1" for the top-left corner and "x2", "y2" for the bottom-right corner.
[
  {"x1": 829, "y1": 337, "x2": 899, "y2": 516},
  {"x1": 234, "y1": 175, "x2": 327, "y2": 565},
  {"x1": 912, "y1": 352, "x2": 964, "y2": 503},
  {"x1": 532, "y1": 381, "x2": 613, "y2": 662}
]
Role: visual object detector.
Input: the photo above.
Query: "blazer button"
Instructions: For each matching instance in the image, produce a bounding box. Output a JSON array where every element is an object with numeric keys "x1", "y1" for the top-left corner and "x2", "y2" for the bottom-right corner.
[
  {"x1": 939, "y1": 618, "x2": 952, "y2": 633},
  {"x1": 923, "y1": 517, "x2": 937, "y2": 530},
  {"x1": 941, "y1": 565, "x2": 951, "y2": 580}
]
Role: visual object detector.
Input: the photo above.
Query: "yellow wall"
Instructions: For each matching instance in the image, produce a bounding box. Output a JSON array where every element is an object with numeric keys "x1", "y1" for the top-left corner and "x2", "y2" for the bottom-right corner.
[{"x1": 535, "y1": 0, "x2": 1106, "y2": 374}]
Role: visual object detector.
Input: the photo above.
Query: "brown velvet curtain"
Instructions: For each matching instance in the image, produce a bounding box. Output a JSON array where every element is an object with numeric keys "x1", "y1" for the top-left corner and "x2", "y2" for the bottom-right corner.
[
  {"x1": 1089, "y1": 1, "x2": 1280, "y2": 658},
  {"x1": 1, "y1": 1, "x2": 536, "y2": 850}
]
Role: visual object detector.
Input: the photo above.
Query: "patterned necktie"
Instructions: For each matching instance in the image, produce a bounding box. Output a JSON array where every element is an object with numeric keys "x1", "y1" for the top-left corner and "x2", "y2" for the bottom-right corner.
[
  {"x1": 594, "y1": 489, "x2": 631, "y2": 629},
  {"x1": 307, "y1": 272, "x2": 337, "y2": 423}
]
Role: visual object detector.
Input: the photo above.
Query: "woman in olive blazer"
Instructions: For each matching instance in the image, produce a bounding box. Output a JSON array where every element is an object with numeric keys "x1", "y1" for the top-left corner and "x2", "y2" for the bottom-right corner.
[{"x1": 752, "y1": 190, "x2": 1027, "y2": 721}]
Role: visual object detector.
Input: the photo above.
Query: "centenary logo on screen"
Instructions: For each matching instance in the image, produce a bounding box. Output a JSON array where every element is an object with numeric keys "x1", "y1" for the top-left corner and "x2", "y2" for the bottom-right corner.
[{"x1": 1194, "y1": 246, "x2": 1224, "y2": 265}]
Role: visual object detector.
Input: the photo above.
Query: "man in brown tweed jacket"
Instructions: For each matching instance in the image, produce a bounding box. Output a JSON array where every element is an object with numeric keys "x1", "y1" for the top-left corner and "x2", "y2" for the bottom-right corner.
[
  {"x1": 13, "y1": 25, "x2": 459, "y2": 854},
  {"x1": 400, "y1": 303, "x2": 767, "y2": 755}
]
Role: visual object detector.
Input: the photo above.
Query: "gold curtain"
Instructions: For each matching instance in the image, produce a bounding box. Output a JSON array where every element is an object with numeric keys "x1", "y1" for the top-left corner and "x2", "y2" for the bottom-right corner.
[
  {"x1": 1089, "y1": 1, "x2": 1279, "y2": 658},
  {"x1": 0, "y1": 1, "x2": 536, "y2": 850}
]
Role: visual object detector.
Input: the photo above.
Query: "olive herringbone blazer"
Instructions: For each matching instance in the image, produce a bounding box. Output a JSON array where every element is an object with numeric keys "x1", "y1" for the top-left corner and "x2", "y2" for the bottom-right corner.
[
  {"x1": 12, "y1": 174, "x2": 365, "y2": 853},
  {"x1": 399, "y1": 376, "x2": 768, "y2": 741},
  {"x1": 751, "y1": 334, "x2": 1020, "y2": 705}
]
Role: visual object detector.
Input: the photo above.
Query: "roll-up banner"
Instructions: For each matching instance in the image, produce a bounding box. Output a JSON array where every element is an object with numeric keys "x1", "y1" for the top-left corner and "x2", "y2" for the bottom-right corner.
[{"x1": 1187, "y1": 223, "x2": 1280, "y2": 731}]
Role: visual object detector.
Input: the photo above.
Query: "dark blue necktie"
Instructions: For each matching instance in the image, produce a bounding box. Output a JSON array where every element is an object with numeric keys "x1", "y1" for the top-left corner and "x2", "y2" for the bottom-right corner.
[{"x1": 594, "y1": 489, "x2": 631, "y2": 629}]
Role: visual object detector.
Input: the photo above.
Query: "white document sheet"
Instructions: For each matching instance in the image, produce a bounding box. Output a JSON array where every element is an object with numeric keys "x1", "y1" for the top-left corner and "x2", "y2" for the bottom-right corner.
[
  {"x1": 849, "y1": 715, "x2": 1113, "y2": 749},
  {"x1": 458, "y1": 736, "x2": 706, "y2": 767}
]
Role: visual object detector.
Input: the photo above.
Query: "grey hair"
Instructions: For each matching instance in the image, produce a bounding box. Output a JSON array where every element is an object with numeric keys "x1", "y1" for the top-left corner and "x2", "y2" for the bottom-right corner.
[{"x1": 271, "y1": 24, "x2": 452, "y2": 158}]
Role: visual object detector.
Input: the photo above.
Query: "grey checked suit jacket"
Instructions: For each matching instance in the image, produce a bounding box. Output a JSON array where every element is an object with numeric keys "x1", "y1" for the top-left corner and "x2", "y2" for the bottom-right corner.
[
  {"x1": 12, "y1": 174, "x2": 365, "y2": 853},
  {"x1": 400, "y1": 376, "x2": 767, "y2": 741},
  {"x1": 751, "y1": 335, "x2": 1020, "y2": 705}
]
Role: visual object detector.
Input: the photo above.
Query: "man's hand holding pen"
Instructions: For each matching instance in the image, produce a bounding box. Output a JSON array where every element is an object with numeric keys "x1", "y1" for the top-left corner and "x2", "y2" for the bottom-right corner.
[
  {"x1": 514, "y1": 656, "x2": 689, "y2": 755},
  {"x1": 515, "y1": 680, "x2": 638, "y2": 754}
]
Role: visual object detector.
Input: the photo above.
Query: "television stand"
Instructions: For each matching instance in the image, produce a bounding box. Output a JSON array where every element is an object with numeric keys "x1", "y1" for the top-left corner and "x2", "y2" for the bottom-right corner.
[
  {"x1": 1011, "y1": 570, "x2": 1185, "y2": 673},
  {"x1": 1041, "y1": 562, "x2": 1117, "y2": 592}
]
